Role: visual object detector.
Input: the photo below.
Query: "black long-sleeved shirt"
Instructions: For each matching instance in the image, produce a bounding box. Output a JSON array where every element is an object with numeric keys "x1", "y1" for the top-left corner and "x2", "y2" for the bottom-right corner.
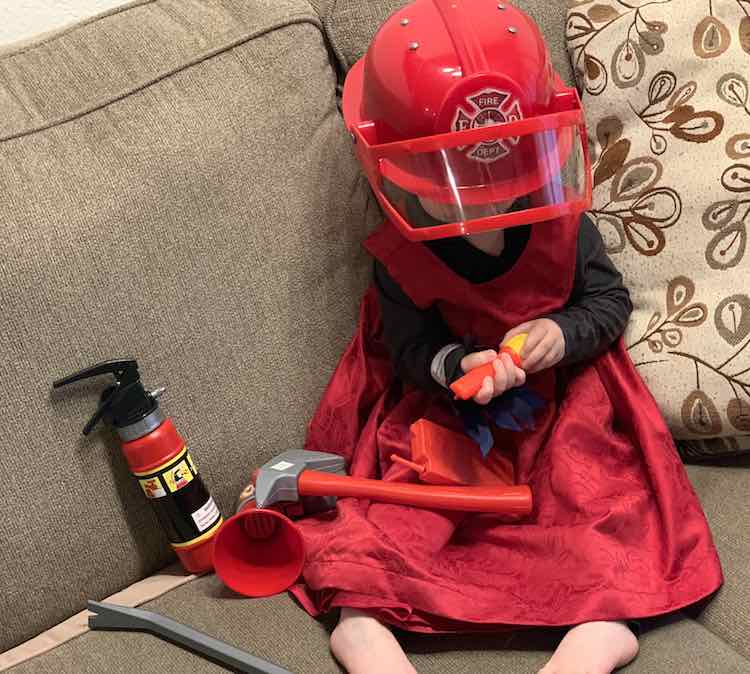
[{"x1": 375, "y1": 213, "x2": 633, "y2": 391}]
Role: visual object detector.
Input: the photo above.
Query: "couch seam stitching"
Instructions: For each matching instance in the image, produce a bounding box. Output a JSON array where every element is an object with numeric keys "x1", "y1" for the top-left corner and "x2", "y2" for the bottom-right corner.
[{"x1": 0, "y1": 13, "x2": 323, "y2": 143}]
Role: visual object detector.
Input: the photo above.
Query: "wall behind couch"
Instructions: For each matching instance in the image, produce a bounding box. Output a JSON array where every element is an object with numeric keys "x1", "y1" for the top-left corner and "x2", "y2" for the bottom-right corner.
[{"x1": 0, "y1": 0, "x2": 129, "y2": 45}]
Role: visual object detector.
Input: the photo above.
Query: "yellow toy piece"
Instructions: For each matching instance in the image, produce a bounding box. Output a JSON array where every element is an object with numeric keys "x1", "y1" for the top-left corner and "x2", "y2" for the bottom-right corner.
[
  {"x1": 500, "y1": 332, "x2": 529, "y2": 367},
  {"x1": 450, "y1": 332, "x2": 530, "y2": 400}
]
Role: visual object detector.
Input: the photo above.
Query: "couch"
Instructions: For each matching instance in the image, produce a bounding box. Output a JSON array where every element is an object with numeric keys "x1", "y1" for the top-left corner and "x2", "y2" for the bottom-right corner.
[{"x1": 1, "y1": 1, "x2": 748, "y2": 672}]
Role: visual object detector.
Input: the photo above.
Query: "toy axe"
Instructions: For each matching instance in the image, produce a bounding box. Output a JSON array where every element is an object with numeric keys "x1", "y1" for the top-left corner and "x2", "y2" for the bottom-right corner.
[{"x1": 213, "y1": 450, "x2": 532, "y2": 597}]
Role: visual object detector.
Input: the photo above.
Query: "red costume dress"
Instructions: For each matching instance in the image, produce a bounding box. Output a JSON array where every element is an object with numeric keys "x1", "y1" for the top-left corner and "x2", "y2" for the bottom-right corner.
[{"x1": 290, "y1": 214, "x2": 723, "y2": 633}]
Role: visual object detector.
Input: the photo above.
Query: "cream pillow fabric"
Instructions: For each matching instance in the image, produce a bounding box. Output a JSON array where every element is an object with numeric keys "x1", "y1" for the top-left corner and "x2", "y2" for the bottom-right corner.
[{"x1": 566, "y1": 0, "x2": 750, "y2": 451}]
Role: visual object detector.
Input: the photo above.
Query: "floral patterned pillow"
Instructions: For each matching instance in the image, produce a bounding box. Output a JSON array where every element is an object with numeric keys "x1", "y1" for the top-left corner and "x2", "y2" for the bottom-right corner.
[{"x1": 566, "y1": 0, "x2": 750, "y2": 456}]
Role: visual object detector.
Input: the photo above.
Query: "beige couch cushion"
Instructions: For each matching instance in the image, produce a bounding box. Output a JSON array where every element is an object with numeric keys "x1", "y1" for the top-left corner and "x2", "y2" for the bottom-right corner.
[
  {"x1": 566, "y1": 1, "x2": 750, "y2": 446},
  {"x1": 686, "y1": 459, "x2": 750, "y2": 659},
  {"x1": 6, "y1": 574, "x2": 750, "y2": 673},
  {"x1": 0, "y1": 0, "x2": 377, "y2": 652}
]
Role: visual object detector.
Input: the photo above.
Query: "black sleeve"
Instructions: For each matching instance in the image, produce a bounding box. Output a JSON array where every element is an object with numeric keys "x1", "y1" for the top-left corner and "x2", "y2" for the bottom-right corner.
[
  {"x1": 374, "y1": 261, "x2": 466, "y2": 390},
  {"x1": 545, "y1": 214, "x2": 633, "y2": 366}
]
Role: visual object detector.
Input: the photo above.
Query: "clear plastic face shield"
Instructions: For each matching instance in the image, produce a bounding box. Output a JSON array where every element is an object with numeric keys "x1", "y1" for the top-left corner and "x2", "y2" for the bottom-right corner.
[{"x1": 351, "y1": 100, "x2": 592, "y2": 241}]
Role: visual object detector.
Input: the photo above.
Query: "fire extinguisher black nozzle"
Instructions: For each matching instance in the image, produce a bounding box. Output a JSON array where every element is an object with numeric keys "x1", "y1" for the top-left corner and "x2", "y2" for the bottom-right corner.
[{"x1": 53, "y1": 359, "x2": 158, "y2": 435}]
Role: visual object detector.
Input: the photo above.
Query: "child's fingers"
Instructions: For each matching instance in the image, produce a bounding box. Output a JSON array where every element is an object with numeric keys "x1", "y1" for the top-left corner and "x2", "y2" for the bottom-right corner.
[
  {"x1": 496, "y1": 353, "x2": 523, "y2": 389},
  {"x1": 492, "y1": 357, "x2": 509, "y2": 395},
  {"x1": 522, "y1": 332, "x2": 557, "y2": 372},
  {"x1": 528, "y1": 341, "x2": 565, "y2": 374},
  {"x1": 461, "y1": 349, "x2": 498, "y2": 372},
  {"x1": 526, "y1": 354, "x2": 550, "y2": 374},
  {"x1": 502, "y1": 321, "x2": 533, "y2": 344},
  {"x1": 518, "y1": 322, "x2": 547, "y2": 359},
  {"x1": 473, "y1": 376, "x2": 494, "y2": 405}
]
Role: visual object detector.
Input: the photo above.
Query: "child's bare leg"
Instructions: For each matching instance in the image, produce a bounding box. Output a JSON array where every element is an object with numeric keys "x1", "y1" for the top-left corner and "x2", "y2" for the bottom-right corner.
[
  {"x1": 539, "y1": 621, "x2": 639, "y2": 674},
  {"x1": 330, "y1": 608, "x2": 417, "y2": 674}
]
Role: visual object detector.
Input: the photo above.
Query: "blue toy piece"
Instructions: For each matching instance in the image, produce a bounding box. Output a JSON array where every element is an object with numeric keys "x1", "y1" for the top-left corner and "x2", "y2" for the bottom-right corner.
[
  {"x1": 460, "y1": 405, "x2": 495, "y2": 456},
  {"x1": 457, "y1": 386, "x2": 546, "y2": 457}
]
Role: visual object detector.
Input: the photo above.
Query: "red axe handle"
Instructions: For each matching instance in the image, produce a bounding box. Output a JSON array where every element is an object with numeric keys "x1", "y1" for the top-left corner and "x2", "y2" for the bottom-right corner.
[{"x1": 297, "y1": 470, "x2": 532, "y2": 516}]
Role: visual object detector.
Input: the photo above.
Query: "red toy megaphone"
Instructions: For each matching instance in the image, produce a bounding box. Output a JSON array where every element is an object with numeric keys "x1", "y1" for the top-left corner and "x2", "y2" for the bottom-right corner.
[
  {"x1": 213, "y1": 450, "x2": 532, "y2": 597},
  {"x1": 212, "y1": 501, "x2": 305, "y2": 598}
]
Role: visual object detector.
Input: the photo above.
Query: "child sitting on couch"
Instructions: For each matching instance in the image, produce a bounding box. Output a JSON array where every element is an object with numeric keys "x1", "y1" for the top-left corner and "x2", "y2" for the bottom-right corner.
[{"x1": 290, "y1": 2, "x2": 723, "y2": 673}]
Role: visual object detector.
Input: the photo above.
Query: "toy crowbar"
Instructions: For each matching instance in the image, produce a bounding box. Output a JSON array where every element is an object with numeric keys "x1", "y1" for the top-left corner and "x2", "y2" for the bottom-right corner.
[{"x1": 87, "y1": 601, "x2": 293, "y2": 674}]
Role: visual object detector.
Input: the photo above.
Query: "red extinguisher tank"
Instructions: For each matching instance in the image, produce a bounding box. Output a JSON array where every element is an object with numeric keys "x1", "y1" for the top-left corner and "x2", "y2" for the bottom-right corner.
[{"x1": 53, "y1": 359, "x2": 222, "y2": 573}]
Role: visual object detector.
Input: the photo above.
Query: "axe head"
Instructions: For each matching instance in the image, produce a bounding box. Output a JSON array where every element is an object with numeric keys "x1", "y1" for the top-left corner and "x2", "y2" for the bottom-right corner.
[{"x1": 254, "y1": 450, "x2": 346, "y2": 510}]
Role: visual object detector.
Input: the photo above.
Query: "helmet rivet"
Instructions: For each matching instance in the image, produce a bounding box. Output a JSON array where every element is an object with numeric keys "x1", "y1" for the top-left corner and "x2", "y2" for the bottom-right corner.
[
  {"x1": 497, "y1": 3, "x2": 506, "y2": 9},
  {"x1": 408, "y1": 41, "x2": 419, "y2": 50},
  {"x1": 400, "y1": 18, "x2": 409, "y2": 26},
  {"x1": 507, "y1": 25, "x2": 518, "y2": 34}
]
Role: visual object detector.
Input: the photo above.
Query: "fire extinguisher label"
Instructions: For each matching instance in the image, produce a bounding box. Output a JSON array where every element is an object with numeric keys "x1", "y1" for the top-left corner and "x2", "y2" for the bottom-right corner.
[
  {"x1": 191, "y1": 497, "x2": 221, "y2": 532},
  {"x1": 139, "y1": 476, "x2": 167, "y2": 499},
  {"x1": 132, "y1": 446, "x2": 222, "y2": 546},
  {"x1": 163, "y1": 459, "x2": 194, "y2": 492}
]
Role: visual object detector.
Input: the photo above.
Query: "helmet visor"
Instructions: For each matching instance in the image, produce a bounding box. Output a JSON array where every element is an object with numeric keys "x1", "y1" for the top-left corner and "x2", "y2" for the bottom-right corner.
[{"x1": 353, "y1": 110, "x2": 591, "y2": 241}]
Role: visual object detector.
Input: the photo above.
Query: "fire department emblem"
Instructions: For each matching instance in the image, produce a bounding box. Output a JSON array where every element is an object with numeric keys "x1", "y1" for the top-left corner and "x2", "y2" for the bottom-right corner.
[{"x1": 452, "y1": 88, "x2": 523, "y2": 163}]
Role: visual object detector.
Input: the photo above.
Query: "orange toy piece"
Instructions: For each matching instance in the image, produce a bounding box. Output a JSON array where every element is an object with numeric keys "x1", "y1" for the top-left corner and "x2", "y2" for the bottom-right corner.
[
  {"x1": 391, "y1": 418, "x2": 515, "y2": 486},
  {"x1": 450, "y1": 333, "x2": 529, "y2": 401}
]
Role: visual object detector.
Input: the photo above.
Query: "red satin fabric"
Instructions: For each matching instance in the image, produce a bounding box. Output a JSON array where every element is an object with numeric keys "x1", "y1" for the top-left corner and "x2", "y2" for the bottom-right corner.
[{"x1": 290, "y1": 216, "x2": 722, "y2": 632}]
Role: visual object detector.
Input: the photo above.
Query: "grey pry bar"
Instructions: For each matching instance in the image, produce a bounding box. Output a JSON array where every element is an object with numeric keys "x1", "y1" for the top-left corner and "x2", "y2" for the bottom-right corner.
[{"x1": 87, "y1": 601, "x2": 294, "y2": 674}]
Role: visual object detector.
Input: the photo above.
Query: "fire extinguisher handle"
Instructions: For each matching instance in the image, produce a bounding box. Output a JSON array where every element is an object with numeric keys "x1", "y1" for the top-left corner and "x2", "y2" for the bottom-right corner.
[
  {"x1": 53, "y1": 358, "x2": 140, "y2": 388},
  {"x1": 52, "y1": 358, "x2": 159, "y2": 435}
]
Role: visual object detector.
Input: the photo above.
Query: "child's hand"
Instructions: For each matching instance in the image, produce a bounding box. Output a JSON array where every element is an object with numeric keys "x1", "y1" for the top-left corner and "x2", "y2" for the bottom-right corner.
[
  {"x1": 504, "y1": 319, "x2": 565, "y2": 374},
  {"x1": 459, "y1": 350, "x2": 526, "y2": 405}
]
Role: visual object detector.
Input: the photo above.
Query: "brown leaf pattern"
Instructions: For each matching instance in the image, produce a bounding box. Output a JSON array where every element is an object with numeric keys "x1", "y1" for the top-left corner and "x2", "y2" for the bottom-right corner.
[
  {"x1": 596, "y1": 115, "x2": 623, "y2": 150},
  {"x1": 667, "y1": 276, "x2": 696, "y2": 315},
  {"x1": 705, "y1": 221, "x2": 747, "y2": 270},
  {"x1": 668, "y1": 81, "x2": 697, "y2": 110},
  {"x1": 589, "y1": 112, "x2": 680, "y2": 257},
  {"x1": 594, "y1": 138, "x2": 631, "y2": 187},
  {"x1": 566, "y1": 0, "x2": 750, "y2": 444},
  {"x1": 717, "y1": 72, "x2": 750, "y2": 114},
  {"x1": 612, "y1": 39, "x2": 646, "y2": 89},
  {"x1": 623, "y1": 276, "x2": 750, "y2": 442},
  {"x1": 727, "y1": 398, "x2": 750, "y2": 431},
  {"x1": 592, "y1": 147, "x2": 681, "y2": 256},
  {"x1": 627, "y1": 277, "x2": 706, "y2": 353},
  {"x1": 595, "y1": 214, "x2": 627, "y2": 253},
  {"x1": 714, "y1": 295, "x2": 750, "y2": 346},
  {"x1": 632, "y1": 71, "x2": 724, "y2": 154},
  {"x1": 703, "y1": 156, "x2": 750, "y2": 270},
  {"x1": 639, "y1": 29, "x2": 665, "y2": 56},
  {"x1": 693, "y1": 16, "x2": 731, "y2": 58},
  {"x1": 722, "y1": 164, "x2": 750, "y2": 193},
  {"x1": 669, "y1": 108, "x2": 724, "y2": 143},
  {"x1": 567, "y1": 3, "x2": 671, "y2": 97},
  {"x1": 588, "y1": 4, "x2": 620, "y2": 23},
  {"x1": 610, "y1": 157, "x2": 663, "y2": 202},
  {"x1": 682, "y1": 390, "x2": 722, "y2": 436},
  {"x1": 726, "y1": 134, "x2": 750, "y2": 159},
  {"x1": 740, "y1": 15, "x2": 750, "y2": 55}
]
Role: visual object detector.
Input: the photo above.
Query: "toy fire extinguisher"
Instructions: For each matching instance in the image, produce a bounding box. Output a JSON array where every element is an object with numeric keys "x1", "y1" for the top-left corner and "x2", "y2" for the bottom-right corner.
[{"x1": 53, "y1": 359, "x2": 223, "y2": 574}]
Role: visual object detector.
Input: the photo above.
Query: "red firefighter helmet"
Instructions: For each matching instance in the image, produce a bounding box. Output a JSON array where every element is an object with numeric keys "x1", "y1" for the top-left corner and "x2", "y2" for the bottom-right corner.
[{"x1": 343, "y1": 0, "x2": 592, "y2": 241}]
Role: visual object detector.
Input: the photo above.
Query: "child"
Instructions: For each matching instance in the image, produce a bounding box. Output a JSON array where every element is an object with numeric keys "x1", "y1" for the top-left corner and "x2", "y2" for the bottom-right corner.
[{"x1": 290, "y1": 2, "x2": 723, "y2": 673}]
